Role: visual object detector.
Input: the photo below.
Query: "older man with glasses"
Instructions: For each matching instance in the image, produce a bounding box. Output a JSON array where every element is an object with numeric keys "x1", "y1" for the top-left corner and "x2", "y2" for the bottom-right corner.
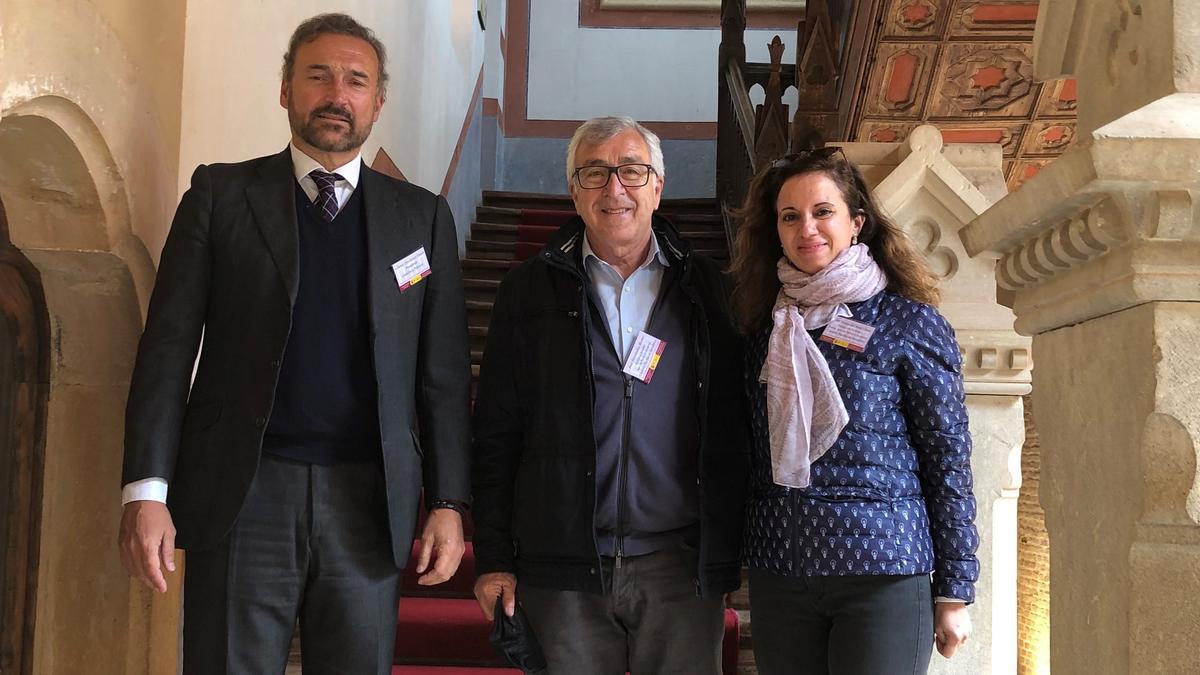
[{"x1": 471, "y1": 116, "x2": 750, "y2": 674}]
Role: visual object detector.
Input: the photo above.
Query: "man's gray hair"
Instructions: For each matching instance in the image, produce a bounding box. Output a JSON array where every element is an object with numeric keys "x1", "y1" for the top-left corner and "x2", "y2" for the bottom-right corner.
[{"x1": 565, "y1": 116, "x2": 666, "y2": 187}]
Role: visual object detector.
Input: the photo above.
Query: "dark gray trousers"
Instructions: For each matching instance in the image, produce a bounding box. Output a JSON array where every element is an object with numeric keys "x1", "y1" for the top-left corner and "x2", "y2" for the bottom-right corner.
[
  {"x1": 182, "y1": 454, "x2": 402, "y2": 675},
  {"x1": 519, "y1": 546, "x2": 724, "y2": 675},
  {"x1": 748, "y1": 569, "x2": 934, "y2": 675}
]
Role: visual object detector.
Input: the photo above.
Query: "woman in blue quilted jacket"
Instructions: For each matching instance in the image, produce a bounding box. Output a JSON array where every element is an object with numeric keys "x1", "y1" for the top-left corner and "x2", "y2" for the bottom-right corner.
[{"x1": 729, "y1": 148, "x2": 979, "y2": 674}]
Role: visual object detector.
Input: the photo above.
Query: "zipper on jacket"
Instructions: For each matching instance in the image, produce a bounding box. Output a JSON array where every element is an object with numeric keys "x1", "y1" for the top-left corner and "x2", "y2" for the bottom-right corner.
[
  {"x1": 681, "y1": 268, "x2": 713, "y2": 597},
  {"x1": 615, "y1": 374, "x2": 634, "y2": 569}
]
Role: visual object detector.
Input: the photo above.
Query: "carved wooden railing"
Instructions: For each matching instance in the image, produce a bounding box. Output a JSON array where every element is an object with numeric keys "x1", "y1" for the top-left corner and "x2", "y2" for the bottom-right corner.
[{"x1": 716, "y1": 0, "x2": 881, "y2": 253}]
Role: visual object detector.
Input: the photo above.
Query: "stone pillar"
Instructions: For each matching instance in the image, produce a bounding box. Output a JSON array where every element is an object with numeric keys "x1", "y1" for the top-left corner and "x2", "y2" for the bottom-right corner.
[
  {"x1": 845, "y1": 126, "x2": 1030, "y2": 675},
  {"x1": 960, "y1": 3, "x2": 1200, "y2": 673}
]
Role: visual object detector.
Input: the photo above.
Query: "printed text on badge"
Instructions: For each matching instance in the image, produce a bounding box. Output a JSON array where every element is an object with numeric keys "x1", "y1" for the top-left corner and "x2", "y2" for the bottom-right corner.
[
  {"x1": 392, "y1": 247, "x2": 432, "y2": 292},
  {"x1": 819, "y1": 316, "x2": 875, "y2": 353},
  {"x1": 622, "y1": 332, "x2": 666, "y2": 383}
]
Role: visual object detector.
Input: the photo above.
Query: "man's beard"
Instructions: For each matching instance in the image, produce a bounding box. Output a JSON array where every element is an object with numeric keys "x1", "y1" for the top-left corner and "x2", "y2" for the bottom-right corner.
[{"x1": 291, "y1": 103, "x2": 372, "y2": 153}]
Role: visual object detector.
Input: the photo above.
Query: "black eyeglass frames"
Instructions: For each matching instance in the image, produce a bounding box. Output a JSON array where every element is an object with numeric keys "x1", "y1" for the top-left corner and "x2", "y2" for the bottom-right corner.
[{"x1": 572, "y1": 163, "x2": 656, "y2": 189}]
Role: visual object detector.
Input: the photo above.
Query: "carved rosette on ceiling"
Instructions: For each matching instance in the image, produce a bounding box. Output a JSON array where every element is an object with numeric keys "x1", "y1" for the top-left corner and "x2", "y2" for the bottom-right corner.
[
  {"x1": 1030, "y1": 122, "x2": 1075, "y2": 152},
  {"x1": 943, "y1": 47, "x2": 1033, "y2": 112},
  {"x1": 897, "y1": 1, "x2": 937, "y2": 30},
  {"x1": 854, "y1": 1, "x2": 1079, "y2": 191}
]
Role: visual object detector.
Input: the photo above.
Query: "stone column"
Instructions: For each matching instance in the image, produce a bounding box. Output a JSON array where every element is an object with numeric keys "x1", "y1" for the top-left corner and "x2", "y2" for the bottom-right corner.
[
  {"x1": 846, "y1": 126, "x2": 1031, "y2": 675},
  {"x1": 960, "y1": 2, "x2": 1200, "y2": 673}
]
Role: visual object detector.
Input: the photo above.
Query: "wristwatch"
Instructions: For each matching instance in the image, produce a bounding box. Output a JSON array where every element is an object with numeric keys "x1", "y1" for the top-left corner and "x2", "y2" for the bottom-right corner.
[{"x1": 429, "y1": 499, "x2": 469, "y2": 515}]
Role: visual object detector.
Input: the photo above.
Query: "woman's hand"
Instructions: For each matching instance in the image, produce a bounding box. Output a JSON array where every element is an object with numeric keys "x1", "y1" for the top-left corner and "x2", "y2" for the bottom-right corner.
[{"x1": 934, "y1": 601, "x2": 971, "y2": 658}]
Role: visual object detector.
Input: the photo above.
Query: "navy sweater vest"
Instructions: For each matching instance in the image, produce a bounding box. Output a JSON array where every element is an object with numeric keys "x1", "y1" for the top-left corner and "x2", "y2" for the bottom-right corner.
[
  {"x1": 262, "y1": 182, "x2": 382, "y2": 464},
  {"x1": 588, "y1": 268, "x2": 700, "y2": 557}
]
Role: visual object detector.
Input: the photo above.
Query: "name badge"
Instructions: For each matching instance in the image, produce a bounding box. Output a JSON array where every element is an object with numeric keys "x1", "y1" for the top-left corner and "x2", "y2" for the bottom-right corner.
[
  {"x1": 819, "y1": 316, "x2": 875, "y2": 352},
  {"x1": 392, "y1": 247, "x2": 432, "y2": 292},
  {"x1": 622, "y1": 331, "x2": 666, "y2": 383}
]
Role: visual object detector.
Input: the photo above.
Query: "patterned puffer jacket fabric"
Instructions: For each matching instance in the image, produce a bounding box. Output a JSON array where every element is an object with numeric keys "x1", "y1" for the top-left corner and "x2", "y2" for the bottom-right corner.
[{"x1": 743, "y1": 290, "x2": 980, "y2": 602}]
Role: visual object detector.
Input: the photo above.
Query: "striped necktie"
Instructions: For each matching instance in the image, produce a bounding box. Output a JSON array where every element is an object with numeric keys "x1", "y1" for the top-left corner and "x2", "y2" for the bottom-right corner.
[{"x1": 309, "y1": 170, "x2": 344, "y2": 222}]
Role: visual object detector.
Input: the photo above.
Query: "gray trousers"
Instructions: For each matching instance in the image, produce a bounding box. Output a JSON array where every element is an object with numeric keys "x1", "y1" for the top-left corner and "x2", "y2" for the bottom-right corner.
[
  {"x1": 182, "y1": 454, "x2": 402, "y2": 675},
  {"x1": 519, "y1": 546, "x2": 725, "y2": 675},
  {"x1": 748, "y1": 569, "x2": 934, "y2": 675}
]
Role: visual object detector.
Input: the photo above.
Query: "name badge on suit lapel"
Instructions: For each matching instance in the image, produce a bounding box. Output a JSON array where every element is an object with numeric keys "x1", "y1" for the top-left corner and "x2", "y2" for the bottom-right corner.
[{"x1": 392, "y1": 247, "x2": 432, "y2": 292}]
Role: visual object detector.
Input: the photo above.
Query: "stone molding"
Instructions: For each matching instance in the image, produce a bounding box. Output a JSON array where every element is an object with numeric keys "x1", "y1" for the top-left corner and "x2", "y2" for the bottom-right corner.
[
  {"x1": 845, "y1": 125, "x2": 1033, "y2": 394},
  {"x1": 958, "y1": 330, "x2": 1032, "y2": 396},
  {"x1": 960, "y1": 135, "x2": 1200, "y2": 335}
]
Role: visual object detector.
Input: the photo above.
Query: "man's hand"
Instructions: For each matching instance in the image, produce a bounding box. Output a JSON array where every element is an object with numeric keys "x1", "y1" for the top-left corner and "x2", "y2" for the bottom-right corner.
[
  {"x1": 473, "y1": 572, "x2": 517, "y2": 621},
  {"x1": 118, "y1": 501, "x2": 177, "y2": 593},
  {"x1": 934, "y1": 601, "x2": 971, "y2": 658},
  {"x1": 415, "y1": 508, "x2": 466, "y2": 586}
]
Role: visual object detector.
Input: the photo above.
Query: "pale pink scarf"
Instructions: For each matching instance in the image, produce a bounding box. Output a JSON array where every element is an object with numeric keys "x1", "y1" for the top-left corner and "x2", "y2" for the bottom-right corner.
[{"x1": 760, "y1": 243, "x2": 888, "y2": 488}]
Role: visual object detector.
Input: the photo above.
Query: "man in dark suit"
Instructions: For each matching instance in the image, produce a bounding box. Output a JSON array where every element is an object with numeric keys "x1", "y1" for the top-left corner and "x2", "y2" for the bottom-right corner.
[{"x1": 117, "y1": 13, "x2": 471, "y2": 674}]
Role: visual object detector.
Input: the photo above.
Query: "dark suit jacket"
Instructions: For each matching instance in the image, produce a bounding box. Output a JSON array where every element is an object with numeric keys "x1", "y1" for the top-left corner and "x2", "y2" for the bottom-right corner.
[{"x1": 122, "y1": 148, "x2": 472, "y2": 567}]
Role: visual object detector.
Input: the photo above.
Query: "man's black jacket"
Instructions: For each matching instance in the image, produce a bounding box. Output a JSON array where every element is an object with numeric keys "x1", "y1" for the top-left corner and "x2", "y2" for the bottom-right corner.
[
  {"x1": 122, "y1": 149, "x2": 472, "y2": 567},
  {"x1": 471, "y1": 215, "x2": 749, "y2": 597}
]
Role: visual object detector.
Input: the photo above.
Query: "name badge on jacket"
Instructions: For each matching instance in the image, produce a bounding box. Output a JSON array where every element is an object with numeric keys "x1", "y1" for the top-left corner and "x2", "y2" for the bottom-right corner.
[
  {"x1": 392, "y1": 247, "x2": 432, "y2": 292},
  {"x1": 819, "y1": 316, "x2": 875, "y2": 352},
  {"x1": 623, "y1": 331, "x2": 666, "y2": 383}
]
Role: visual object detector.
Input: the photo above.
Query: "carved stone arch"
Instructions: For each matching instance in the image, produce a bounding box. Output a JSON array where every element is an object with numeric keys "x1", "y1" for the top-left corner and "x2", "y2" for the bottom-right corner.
[{"x1": 0, "y1": 97, "x2": 173, "y2": 675}]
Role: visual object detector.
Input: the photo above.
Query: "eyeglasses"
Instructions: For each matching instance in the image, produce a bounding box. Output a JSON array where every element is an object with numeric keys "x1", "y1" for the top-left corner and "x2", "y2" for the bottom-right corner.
[
  {"x1": 572, "y1": 163, "x2": 656, "y2": 189},
  {"x1": 769, "y1": 146, "x2": 846, "y2": 169}
]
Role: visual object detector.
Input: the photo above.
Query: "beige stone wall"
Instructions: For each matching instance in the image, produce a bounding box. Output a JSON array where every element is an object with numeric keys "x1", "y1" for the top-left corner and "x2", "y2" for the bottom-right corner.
[
  {"x1": 1017, "y1": 394, "x2": 1049, "y2": 675},
  {"x1": 0, "y1": 1, "x2": 188, "y2": 672},
  {"x1": 0, "y1": 0, "x2": 185, "y2": 288}
]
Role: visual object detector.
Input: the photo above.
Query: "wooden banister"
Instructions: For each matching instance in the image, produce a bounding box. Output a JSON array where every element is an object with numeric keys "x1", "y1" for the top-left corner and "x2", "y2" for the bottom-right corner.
[{"x1": 716, "y1": 0, "x2": 881, "y2": 256}]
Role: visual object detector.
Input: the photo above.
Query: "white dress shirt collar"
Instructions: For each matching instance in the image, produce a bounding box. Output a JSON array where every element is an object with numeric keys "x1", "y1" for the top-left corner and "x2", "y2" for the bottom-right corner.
[{"x1": 289, "y1": 143, "x2": 363, "y2": 187}]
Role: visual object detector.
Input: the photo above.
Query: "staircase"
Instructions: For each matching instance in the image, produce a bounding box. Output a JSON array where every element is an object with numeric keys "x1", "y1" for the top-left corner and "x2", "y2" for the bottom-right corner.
[{"x1": 388, "y1": 191, "x2": 746, "y2": 674}]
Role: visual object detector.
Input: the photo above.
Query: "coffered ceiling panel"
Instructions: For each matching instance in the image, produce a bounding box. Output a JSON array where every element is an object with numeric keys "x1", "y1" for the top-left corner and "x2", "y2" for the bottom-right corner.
[{"x1": 852, "y1": 0, "x2": 1077, "y2": 191}]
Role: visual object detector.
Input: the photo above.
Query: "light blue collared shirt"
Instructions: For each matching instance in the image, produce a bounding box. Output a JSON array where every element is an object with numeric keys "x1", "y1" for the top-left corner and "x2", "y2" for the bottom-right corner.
[{"x1": 582, "y1": 232, "x2": 670, "y2": 362}]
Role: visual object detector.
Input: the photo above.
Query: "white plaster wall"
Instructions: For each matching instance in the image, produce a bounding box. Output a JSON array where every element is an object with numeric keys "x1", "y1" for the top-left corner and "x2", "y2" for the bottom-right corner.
[
  {"x1": 484, "y1": 0, "x2": 508, "y2": 102},
  {"x1": 178, "y1": 0, "x2": 484, "y2": 200},
  {"x1": 527, "y1": 0, "x2": 798, "y2": 121}
]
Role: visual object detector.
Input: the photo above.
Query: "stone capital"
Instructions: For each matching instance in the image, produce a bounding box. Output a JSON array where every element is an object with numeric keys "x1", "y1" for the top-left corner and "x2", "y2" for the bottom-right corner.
[{"x1": 959, "y1": 132, "x2": 1200, "y2": 336}]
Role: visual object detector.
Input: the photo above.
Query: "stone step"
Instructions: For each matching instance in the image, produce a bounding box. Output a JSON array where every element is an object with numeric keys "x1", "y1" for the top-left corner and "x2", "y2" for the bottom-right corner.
[
  {"x1": 458, "y1": 258, "x2": 517, "y2": 281},
  {"x1": 462, "y1": 278, "x2": 501, "y2": 303}
]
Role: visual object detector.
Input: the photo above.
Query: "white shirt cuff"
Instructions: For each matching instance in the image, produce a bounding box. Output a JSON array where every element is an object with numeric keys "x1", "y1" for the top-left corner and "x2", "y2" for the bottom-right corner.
[
  {"x1": 122, "y1": 477, "x2": 168, "y2": 505},
  {"x1": 934, "y1": 596, "x2": 965, "y2": 604}
]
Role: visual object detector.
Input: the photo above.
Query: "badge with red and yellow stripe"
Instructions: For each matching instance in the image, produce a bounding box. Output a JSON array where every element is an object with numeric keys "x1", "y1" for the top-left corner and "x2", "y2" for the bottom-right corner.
[
  {"x1": 623, "y1": 331, "x2": 667, "y2": 383},
  {"x1": 392, "y1": 247, "x2": 432, "y2": 292}
]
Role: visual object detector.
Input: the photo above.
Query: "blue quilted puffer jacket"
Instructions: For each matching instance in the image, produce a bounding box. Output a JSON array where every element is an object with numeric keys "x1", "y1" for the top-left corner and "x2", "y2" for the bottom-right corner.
[{"x1": 743, "y1": 291, "x2": 980, "y2": 602}]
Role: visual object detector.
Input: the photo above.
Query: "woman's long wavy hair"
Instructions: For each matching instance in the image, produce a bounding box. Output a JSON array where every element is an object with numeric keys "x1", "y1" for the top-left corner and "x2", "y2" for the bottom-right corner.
[{"x1": 729, "y1": 150, "x2": 941, "y2": 334}]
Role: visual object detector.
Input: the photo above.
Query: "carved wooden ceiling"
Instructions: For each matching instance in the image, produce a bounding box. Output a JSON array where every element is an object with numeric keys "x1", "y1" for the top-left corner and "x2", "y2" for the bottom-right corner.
[{"x1": 848, "y1": 0, "x2": 1077, "y2": 191}]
